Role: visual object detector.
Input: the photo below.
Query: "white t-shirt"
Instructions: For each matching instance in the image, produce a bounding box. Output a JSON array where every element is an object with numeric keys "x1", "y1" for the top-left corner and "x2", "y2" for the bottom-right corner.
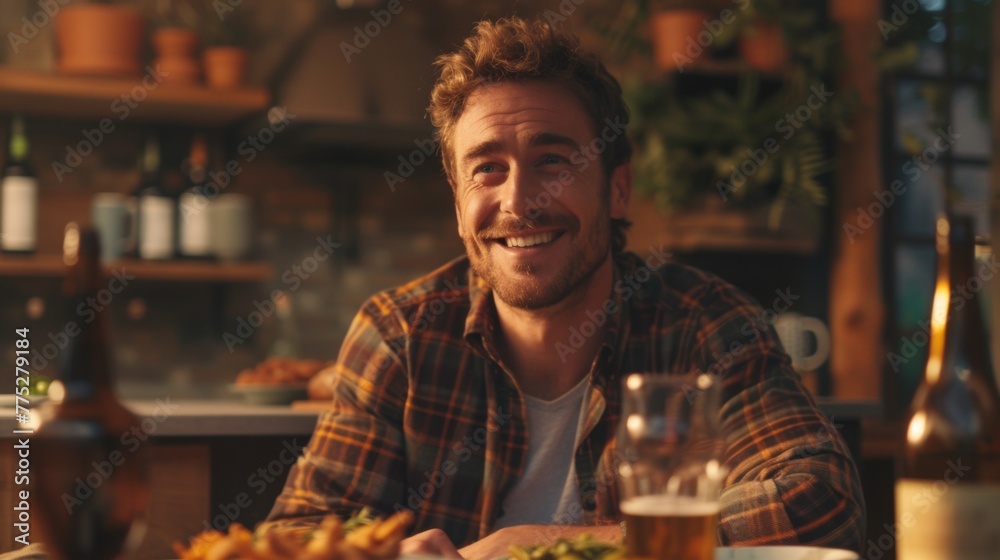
[{"x1": 492, "y1": 376, "x2": 589, "y2": 528}]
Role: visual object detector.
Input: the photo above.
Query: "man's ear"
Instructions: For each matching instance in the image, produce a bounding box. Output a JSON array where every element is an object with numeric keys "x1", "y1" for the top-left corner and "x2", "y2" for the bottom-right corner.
[{"x1": 609, "y1": 162, "x2": 632, "y2": 219}]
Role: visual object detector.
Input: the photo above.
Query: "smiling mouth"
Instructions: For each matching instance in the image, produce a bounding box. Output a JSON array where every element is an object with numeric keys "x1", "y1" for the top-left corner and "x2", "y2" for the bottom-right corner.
[{"x1": 498, "y1": 231, "x2": 560, "y2": 248}]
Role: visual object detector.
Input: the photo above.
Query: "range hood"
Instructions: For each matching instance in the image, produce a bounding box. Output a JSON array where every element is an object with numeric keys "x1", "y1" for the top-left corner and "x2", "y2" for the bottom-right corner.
[{"x1": 267, "y1": 11, "x2": 438, "y2": 158}]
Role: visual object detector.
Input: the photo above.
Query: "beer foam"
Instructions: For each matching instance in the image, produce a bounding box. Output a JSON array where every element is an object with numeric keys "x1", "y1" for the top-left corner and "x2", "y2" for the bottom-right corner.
[{"x1": 620, "y1": 495, "x2": 721, "y2": 516}]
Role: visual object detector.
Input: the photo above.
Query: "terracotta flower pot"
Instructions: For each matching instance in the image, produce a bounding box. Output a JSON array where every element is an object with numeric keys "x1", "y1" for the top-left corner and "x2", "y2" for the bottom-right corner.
[
  {"x1": 649, "y1": 9, "x2": 712, "y2": 71},
  {"x1": 55, "y1": 4, "x2": 145, "y2": 76},
  {"x1": 739, "y1": 23, "x2": 789, "y2": 73},
  {"x1": 153, "y1": 27, "x2": 201, "y2": 84},
  {"x1": 153, "y1": 27, "x2": 200, "y2": 58},
  {"x1": 203, "y1": 46, "x2": 249, "y2": 89}
]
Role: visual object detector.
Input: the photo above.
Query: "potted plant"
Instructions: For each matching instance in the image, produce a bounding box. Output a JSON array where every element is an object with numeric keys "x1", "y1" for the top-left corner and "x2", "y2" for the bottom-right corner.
[
  {"x1": 592, "y1": 0, "x2": 854, "y2": 241},
  {"x1": 198, "y1": 3, "x2": 257, "y2": 89},
  {"x1": 647, "y1": 1, "x2": 713, "y2": 71},
  {"x1": 55, "y1": 0, "x2": 145, "y2": 76},
  {"x1": 148, "y1": 0, "x2": 202, "y2": 84}
]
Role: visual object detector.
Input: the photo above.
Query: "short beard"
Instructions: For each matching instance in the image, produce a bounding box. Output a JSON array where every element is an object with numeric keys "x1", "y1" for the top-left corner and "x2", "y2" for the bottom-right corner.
[{"x1": 463, "y1": 209, "x2": 611, "y2": 311}]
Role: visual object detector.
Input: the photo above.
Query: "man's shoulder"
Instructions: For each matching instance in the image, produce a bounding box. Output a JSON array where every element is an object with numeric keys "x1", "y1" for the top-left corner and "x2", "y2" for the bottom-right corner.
[
  {"x1": 367, "y1": 255, "x2": 473, "y2": 314},
  {"x1": 618, "y1": 251, "x2": 762, "y2": 316}
]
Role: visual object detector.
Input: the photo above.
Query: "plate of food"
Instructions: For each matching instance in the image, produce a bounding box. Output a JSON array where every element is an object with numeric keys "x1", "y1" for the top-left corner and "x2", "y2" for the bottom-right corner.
[
  {"x1": 174, "y1": 510, "x2": 412, "y2": 559},
  {"x1": 506, "y1": 538, "x2": 858, "y2": 560},
  {"x1": 231, "y1": 358, "x2": 331, "y2": 405},
  {"x1": 715, "y1": 546, "x2": 859, "y2": 560}
]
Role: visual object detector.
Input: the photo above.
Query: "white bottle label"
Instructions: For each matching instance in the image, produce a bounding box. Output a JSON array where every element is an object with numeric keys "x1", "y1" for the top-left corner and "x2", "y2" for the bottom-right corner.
[
  {"x1": 896, "y1": 479, "x2": 1000, "y2": 560},
  {"x1": 139, "y1": 196, "x2": 175, "y2": 260},
  {"x1": 178, "y1": 193, "x2": 212, "y2": 256},
  {"x1": 1, "y1": 176, "x2": 38, "y2": 251}
]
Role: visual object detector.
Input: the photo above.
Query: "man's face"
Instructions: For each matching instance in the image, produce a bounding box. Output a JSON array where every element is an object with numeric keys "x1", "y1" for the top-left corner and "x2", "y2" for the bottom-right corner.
[{"x1": 450, "y1": 80, "x2": 630, "y2": 310}]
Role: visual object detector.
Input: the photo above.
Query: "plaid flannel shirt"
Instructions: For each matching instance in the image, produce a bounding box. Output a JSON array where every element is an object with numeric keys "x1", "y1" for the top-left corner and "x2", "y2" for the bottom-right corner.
[{"x1": 267, "y1": 252, "x2": 865, "y2": 552}]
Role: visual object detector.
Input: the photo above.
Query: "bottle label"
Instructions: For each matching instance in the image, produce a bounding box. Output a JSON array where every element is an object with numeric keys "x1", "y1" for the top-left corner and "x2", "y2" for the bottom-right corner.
[
  {"x1": 139, "y1": 196, "x2": 175, "y2": 259},
  {"x1": 179, "y1": 193, "x2": 212, "y2": 256},
  {"x1": 1, "y1": 176, "x2": 38, "y2": 251},
  {"x1": 896, "y1": 479, "x2": 1000, "y2": 560}
]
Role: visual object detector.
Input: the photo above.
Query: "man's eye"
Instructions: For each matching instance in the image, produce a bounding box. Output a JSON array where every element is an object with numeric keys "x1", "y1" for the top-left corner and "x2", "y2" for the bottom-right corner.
[
  {"x1": 476, "y1": 164, "x2": 498, "y2": 174},
  {"x1": 542, "y1": 155, "x2": 563, "y2": 165}
]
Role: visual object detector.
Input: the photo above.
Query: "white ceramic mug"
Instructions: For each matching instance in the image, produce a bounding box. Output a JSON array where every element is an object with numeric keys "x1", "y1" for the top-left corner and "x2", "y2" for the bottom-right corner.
[
  {"x1": 774, "y1": 313, "x2": 831, "y2": 372},
  {"x1": 210, "y1": 194, "x2": 251, "y2": 260},
  {"x1": 91, "y1": 193, "x2": 131, "y2": 261}
]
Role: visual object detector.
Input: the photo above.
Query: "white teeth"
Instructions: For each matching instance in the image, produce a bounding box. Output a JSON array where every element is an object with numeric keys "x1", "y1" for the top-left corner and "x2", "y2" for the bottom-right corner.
[{"x1": 505, "y1": 232, "x2": 555, "y2": 248}]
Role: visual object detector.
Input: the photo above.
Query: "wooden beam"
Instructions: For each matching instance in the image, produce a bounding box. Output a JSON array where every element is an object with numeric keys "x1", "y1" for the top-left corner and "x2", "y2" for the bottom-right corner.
[
  {"x1": 828, "y1": 0, "x2": 885, "y2": 399},
  {"x1": 991, "y1": 1, "x2": 1000, "y2": 385}
]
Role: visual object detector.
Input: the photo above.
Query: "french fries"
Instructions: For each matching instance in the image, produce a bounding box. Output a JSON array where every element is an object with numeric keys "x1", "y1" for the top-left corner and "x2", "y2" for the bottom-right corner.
[{"x1": 174, "y1": 511, "x2": 414, "y2": 560}]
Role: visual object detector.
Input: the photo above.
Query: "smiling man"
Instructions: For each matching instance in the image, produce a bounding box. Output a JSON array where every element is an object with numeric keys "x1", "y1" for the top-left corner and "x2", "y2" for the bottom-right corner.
[{"x1": 266, "y1": 17, "x2": 865, "y2": 559}]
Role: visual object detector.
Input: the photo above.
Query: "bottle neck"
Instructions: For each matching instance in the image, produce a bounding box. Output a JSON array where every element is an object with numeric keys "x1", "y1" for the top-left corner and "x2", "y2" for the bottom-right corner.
[
  {"x1": 7, "y1": 116, "x2": 28, "y2": 162},
  {"x1": 927, "y1": 216, "x2": 989, "y2": 386},
  {"x1": 59, "y1": 296, "x2": 116, "y2": 399}
]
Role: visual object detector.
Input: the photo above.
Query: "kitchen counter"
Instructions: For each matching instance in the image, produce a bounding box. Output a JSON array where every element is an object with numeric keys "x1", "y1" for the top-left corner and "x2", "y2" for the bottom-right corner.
[
  {"x1": 2, "y1": 397, "x2": 879, "y2": 438},
  {"x1": 0, "y1": 399, "x2": 322, "y2": 437}
]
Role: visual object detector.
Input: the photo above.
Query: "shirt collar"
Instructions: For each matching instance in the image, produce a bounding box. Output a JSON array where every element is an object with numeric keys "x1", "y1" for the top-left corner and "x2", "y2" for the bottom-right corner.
[{"x1": 461, "y1": 254, "x2": 633, "y2": 382}]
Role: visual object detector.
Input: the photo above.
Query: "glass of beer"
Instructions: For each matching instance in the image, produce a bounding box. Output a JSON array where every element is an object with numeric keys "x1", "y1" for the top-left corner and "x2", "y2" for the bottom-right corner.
[{"x1": 617, "y1": 373, "x2": 727, "y2": 560}]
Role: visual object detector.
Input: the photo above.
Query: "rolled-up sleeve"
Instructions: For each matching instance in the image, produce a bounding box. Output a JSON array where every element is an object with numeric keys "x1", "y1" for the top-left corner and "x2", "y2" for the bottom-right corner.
[{"x1": 693, "y1": 286, "x2": 865, "y2": 553}]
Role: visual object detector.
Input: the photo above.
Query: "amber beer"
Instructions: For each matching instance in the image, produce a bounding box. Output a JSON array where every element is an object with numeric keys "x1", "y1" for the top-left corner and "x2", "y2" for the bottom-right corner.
[{"x1": 621, "y1": 495, "x2": 719, "y2": 560}]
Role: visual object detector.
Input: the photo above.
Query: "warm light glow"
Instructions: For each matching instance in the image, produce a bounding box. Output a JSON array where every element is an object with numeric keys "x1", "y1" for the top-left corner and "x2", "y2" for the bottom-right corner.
[
  {"x1": 626, "y1": 374, "x2": 644, "y2": 391},
  {"x1": 626, "y1": 414, "x2": 645, "y2": 438},
  {"x1": 697, "y1": 374, "x2": 713, "y2": 390},
  {"x1": 907, "y1": 411, "x2": 928, "y2": 445},
  {"x1": 48, "y1": 380, "x2": 66, "y2": 404},
  {"x1": 926, "y1": 218, "x2": 952, "y2": 385},
  {"x1": 62, "y1": 222, "x2": 80, "y2": 266}
]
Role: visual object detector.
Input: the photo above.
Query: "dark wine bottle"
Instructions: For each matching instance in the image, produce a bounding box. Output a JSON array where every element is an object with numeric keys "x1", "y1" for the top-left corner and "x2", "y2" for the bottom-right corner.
[
  {"x1": 895, "y1": 214, "x2": 1000, "y2": 560},
  {"x1": 34, "y1": 225, "x2": 149, "y2": 560},
  {"x1": 1, "y1": 113, "x2": 38, "y2": 253},
  {"x1": 178, "y1": 133, "x2": 213, "y2": 259},
  {"x1": 134, "y1": 134, "x2": 175, "y2": 260}
]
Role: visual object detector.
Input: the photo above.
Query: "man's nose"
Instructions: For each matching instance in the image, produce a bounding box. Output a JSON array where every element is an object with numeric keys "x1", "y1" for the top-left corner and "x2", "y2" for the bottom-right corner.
[{"x1": 498, "y1": 166, "x2": 542, "y2": 220}]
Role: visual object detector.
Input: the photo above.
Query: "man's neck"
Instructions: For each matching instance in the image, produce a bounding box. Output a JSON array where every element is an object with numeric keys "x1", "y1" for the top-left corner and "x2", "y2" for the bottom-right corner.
[{"x1": 493, "y1": 255, "x2": 616, "y2": 401}]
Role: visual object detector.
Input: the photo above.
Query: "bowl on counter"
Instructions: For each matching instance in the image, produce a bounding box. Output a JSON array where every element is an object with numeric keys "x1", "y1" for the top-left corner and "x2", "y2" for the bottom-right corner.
[{"x1": 229, "y1": 383, "x2": 308, "y2": 405}]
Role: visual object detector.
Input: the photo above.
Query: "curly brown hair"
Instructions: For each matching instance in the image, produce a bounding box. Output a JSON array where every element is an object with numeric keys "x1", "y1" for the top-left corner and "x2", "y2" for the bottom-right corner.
[{"x1": 428, "y1": 17, "x2": 632, "y2": 253}]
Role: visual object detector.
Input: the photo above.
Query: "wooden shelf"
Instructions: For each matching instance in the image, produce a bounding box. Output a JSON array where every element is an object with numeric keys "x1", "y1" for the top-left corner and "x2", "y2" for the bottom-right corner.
[
  {"x1": 0, "y1": 254, "x2": 272, "y2": 283},
  {"x1": 627, "y1": 196, "x2": 821, "y2": 255},
  {"x1": 0, "y1": 67, "x2": 269, "y2": 126}
]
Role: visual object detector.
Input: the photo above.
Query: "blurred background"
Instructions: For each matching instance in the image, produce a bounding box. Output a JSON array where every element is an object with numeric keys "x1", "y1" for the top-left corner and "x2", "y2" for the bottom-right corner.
[
  {"x1": 0, "y1": 0, "x2": 993, "y2": 412},
  {"x1": 0, "y1": 1, "x2": 995, "y2": 557}
]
